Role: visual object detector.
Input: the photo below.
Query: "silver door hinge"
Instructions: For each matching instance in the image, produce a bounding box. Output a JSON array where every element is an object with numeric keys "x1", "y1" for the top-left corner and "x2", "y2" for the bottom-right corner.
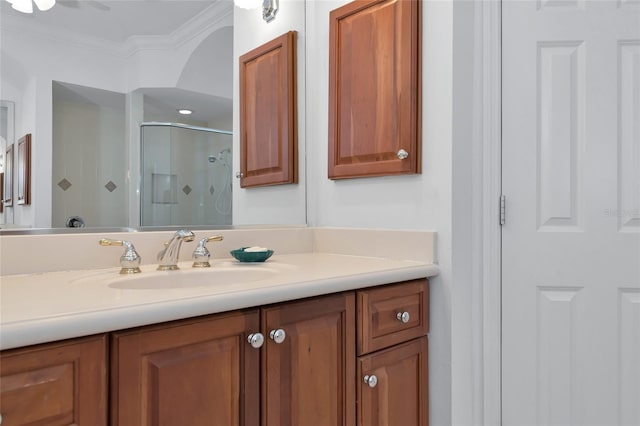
[{"x1": 500, "y1": 195, "x2": 506, "y2": 226}]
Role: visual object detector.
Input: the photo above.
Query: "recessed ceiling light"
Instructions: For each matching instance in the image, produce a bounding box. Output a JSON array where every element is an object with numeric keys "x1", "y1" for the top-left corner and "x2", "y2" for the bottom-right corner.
[{"x1": 178, "y1": 109, "x2": 193, "y2": 115}]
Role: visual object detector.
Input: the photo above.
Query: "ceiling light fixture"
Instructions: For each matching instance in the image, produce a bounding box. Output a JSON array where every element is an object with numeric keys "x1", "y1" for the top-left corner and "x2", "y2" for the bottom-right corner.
[
  {"x1": 6, "y1": 0, "x2": 55, "y2": 13},
  {"x1": 234, "y1": 0, "x2": 279, "y2": 23},
  {"x1": 234, "y1": 0, "x2": 260, "y2": 9},
  {"x1": 178, "y1": 109, "x2": 193, "y2": 115}
]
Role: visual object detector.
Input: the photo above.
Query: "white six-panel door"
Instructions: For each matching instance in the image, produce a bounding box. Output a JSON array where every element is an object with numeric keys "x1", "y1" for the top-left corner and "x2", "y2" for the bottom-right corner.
[{"x1": 502, "y1": 1, "x2": 640, "y2": 425}]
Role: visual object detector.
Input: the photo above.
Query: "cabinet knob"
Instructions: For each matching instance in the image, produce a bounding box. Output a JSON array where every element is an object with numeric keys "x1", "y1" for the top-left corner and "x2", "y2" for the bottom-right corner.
[
  {"x1": 363, "y1": 374, "x2": 378, "y2": 388},
  {"x1": 396, "y1": 311, "x2": 410, "y2": 324},
  {"x1": 247, "y1": 333, "x2": 265, "y2": 349},
  {"x1": 235, "y1": 172, "x2": 244, "y2": 179},
  {"x1": 269, "y1": 328, "x2": 286, "y2": 344},
  {"x1": 397, "y1": 149, "x2": 409, "y2": 160}
]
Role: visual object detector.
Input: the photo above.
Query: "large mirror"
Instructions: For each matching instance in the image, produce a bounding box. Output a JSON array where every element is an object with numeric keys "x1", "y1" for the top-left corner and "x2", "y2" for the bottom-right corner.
[{"x1": 0, "y1": 0, "x2": 306, "y2": 232}]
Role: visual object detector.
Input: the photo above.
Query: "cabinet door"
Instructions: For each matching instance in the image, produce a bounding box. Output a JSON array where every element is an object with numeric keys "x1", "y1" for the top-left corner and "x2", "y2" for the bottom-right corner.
[
  {"x1": 358, "y1": 337, "x2": 428, "y2": 426},
  {"x1": 262, "y1": 293, "x2": 356, "y2": 426},
  {"x1": 0, "y1": 334, "x2": 107, "y2": 426},
  {"x1": 239, "y1": 31, "x2": 298, "y2": 188},
  {"x1": 328, "y1": 0, "x2": 421, "y2": 179},
  {"x1": 111, "y1": 310, "x2": 260, "y2": 426}
]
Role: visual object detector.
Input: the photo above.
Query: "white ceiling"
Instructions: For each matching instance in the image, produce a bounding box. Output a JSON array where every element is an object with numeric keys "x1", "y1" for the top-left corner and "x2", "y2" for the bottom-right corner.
[
  {"x1": 1, "y1": 0, "x2": 231, "y2": 43},
  {"x1": 5, "y1": 0, "x2": 235, "y2": 127}
]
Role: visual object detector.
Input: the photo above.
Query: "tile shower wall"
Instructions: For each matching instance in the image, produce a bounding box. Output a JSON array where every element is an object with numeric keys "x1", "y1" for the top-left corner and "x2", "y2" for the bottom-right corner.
[
  {"x1": 141, "y1": 125, "x2": 232, "y2": 227},
  {"x1": 52, "y1": 98, "x2": 127, "y2": 228}
]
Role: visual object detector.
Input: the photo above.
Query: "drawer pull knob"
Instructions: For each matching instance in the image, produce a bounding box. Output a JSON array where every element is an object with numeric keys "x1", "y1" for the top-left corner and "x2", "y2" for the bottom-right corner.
[
  {"x1": 269, "y1": 328, "x2": 286, "y2": 344},
  {"x1": 397, "y1": 149, "x2": 409, "y2": 160},
  {"x1": 248, "y1": 333, "x2": 265, "y2": 349},
  {"x1": 396, "y1": 311, "x2": 410, "y2": 323},
  {"x1": 364, "y1": 374, "x2": 378, "y2": 388}
]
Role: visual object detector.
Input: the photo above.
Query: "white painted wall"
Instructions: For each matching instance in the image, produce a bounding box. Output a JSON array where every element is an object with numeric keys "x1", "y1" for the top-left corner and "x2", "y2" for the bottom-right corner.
[
  {"x1": 304, "y1": 1, "x2": 453, "y2": 425},
  {"x1": 451, "y1": 2, "x2": 488, "y2": 425},
  {"x1": 51, "y1": 98, "x2": 127, "y2": 228},
  {"x1": 232, "y1": 0, "x2": 307, "y2": 225}
]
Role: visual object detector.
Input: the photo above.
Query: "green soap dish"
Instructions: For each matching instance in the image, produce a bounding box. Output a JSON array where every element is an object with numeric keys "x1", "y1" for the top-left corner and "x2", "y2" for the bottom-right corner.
[{"x1": 230, "y1": 247, "x2": 274, "y2": 263}]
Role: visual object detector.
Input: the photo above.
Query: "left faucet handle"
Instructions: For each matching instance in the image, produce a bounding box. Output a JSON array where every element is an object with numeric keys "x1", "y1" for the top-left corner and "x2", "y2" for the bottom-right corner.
[{"x1": 99, "y1": 238, "x2": 142, "y2": 274}]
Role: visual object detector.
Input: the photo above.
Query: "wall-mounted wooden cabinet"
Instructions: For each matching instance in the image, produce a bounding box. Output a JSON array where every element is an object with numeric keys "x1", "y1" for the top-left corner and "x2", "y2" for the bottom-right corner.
[
  {"x1": 328, "y1": 0, "x2": 421, "y2": 179},
  {"x1": 239, "y1": 31, "x2": 298, "y2": 188},
  {"x1": 16, "y1": 134, "x2": 31, "y2": 205}
]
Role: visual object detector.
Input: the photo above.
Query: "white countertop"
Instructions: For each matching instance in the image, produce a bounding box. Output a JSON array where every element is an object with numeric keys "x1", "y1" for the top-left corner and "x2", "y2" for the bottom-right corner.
[{"x1": 0, "y1": 252, "x2": 438, "y2": 351}]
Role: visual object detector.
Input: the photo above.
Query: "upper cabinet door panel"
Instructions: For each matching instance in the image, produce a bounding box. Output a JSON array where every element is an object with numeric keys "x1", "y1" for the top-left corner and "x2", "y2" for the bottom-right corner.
[
  {"x1": 329, "y1": 0, "x2": 421, "y2": 179},
  {"x1": 239, "y1": 31, "x2": 298, "y2": 188}
]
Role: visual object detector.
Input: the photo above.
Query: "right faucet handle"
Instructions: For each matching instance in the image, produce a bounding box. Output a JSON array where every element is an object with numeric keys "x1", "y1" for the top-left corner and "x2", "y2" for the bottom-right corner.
[
  {"x1": 192, "y1": 235, "x2": 224, "y2": 268},
  {"x1": 99, "y1": 238, "x2": 142, "y2": 274}
]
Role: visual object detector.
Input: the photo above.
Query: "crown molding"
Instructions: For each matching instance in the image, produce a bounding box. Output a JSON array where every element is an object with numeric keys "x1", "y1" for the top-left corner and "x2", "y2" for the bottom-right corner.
[
  {"x1": 1, "y1": 12, "x2": 127, "y2": 59},
  {"x1": 1, "y1": 1, "x2": 233, "y2": 59},
  {"x1": 123, "y1": 2, "x2": 233, "y2": 56}
]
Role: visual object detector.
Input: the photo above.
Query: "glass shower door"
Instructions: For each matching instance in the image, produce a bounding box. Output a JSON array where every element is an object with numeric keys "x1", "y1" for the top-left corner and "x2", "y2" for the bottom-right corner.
[{"x1": 140, "y1": 123, "x2": 232, "y2": 227}]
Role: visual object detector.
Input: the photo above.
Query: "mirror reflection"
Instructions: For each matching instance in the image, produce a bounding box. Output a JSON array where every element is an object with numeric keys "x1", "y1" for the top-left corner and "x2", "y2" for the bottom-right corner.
[
  {"x1": 139, "y1": 123, "x2": 232, "y2": 227},
  {"x1": 1, "y1": 0, "x2": 240, "y2": 230}
]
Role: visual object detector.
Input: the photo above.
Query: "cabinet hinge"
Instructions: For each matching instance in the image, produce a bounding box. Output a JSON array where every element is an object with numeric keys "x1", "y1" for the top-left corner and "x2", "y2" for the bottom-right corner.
[{"x1": 500, "y1": 195, "x2": 506, "y2": 226}]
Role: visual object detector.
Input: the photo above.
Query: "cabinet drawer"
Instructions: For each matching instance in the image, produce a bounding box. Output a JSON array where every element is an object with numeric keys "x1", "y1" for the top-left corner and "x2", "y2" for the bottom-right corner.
[{"x1": 357, "y1": 279, "x2": 428, "y2": 355}]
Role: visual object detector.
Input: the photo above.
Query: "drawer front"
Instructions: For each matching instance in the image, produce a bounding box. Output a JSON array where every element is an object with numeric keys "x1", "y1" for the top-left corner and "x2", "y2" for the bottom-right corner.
[{"x1": 357, "y1": 279, "x2": 429, "y2": 355}]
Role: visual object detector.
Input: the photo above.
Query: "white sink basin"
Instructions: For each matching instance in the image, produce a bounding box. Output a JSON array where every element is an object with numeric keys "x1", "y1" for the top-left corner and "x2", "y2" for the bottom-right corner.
[{"x1": 107, "y1": 266, "x2": 277, "y2": 290}]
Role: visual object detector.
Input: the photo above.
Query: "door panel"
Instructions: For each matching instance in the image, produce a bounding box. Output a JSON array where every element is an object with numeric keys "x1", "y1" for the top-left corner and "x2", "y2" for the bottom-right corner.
[
  {"x1": 262, "y1": 293, "x2": 356, "y2": 426},
  {"x1": 502, "y1": 1, "x2": 640, "y2": 425},
  {"x1": 0, "y1": 335, "x2": 107, "y2": 426},
  {"x1": 111, "y1": 310, "x2": 260, "y2": 426},
  {"x1": 328, "y1": 0, "x2": 421, "y2": 179},
  {"x1": 357, "y1": 337, "x2": 428, "y2": 426}
]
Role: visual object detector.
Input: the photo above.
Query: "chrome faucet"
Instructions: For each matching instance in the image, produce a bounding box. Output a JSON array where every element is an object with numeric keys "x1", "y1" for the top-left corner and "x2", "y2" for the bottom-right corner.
[
  {"x1": 157, "y1": 229, "x2": 195, "y2": 271},
  {"x1": 99, "y1": 238, "x2": 142, "y2": 274},
  {"x1": 192, "y1": 235, "x2": 224, "y2": 268}
]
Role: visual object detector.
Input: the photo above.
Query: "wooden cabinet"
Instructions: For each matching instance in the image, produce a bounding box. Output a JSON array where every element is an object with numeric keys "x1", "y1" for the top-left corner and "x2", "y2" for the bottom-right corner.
[
  {"x1": 356, "y1": 279, "x2": 429, "y2": 426},
  {"x1": 239, "y1": 31, "x2": 298, "y2": 188},
  {"x1": 328, "y1": 0, "x2": 421, "y2": 179},
  {"x1": 358, "y1": 338, "x2": 428, "y2": 426},
  {"x1": 262, "y1": 292, "x2": 355, "y2": 426},
  {"x1": 111, "y1": 310, "x2": 261, "y2": 426},
  {"x1": 0, "y1": 334, "x2": 107, "y2": 426},
  {"x1": 0, "y1": 280, "x2": 426, "y2": 426},
  {"x1": 111, "y1": 292, "x2": 355, "y2": 426}
]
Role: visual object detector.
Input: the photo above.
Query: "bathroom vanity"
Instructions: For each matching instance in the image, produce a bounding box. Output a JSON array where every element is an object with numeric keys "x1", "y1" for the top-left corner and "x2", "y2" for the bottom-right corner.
[{"x1": 0, "y1": 228, "x2": 437, "y2": 426}]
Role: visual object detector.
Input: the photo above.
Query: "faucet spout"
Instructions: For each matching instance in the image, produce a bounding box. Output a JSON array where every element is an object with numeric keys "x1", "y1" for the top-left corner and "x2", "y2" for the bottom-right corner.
[{"x1": 157, "y1": 229, "x2": 195, "y2": 271}]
